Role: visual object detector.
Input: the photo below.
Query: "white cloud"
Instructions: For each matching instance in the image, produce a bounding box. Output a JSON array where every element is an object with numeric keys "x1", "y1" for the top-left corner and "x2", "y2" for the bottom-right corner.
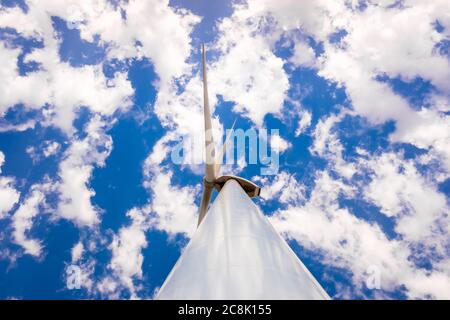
[
  {"x1": 315, "y1": 3, "x2": 450, "y2": 171},
  {"x1": 26, "y1": 140, "x2": 61, "y2": 163},
  {"x1": 96, "y1": 276, "x2": 120, "y2": 299},
  {"x1": 212, "y1": 38, "x2": 289, "y2": 126},
  {"x1": 392, "y1": 109, "x2": 450, "y2": 172},
  {"x1": 270, "y1": 133, "x2": 291, "y2": 153},
  {"x1": 319, "y1": 46, "x2": 414, "y2": 124},
  {"x1": 310, "y1": 113, "x2": 341, "y2": 156},
  {"x1": 234, "y1": 0, "x2": 348, "y2": 41},
  {"x1": 210, "y1": 6, "x2": 289, "y2": 126},
  {"x1": 290, "y1": 41, "x2": 316, "y2": 68},
  {"x1": 310, "y1": 112, "x2": 356, "y2": 180},
  {"x1": 153, "y1": 77, "x2": 210, "y2": 167},
  {"x1": 0, "y1": 27, "x2": 133, "y2": 134},
  {"x1": 0, "y1": 151, "x2": 20, "y2": 219},
  {"x1": 0, "y1": 0, "x2": 199, "y2": 134},
  {"x1": 57, "y1": 116, "x2": 112, "y2": 227},
  {"x1": 43, "y1": 141, "x2": 61, "y2": 158},
  {"x1": 71, "y1": 241, "x2": 84, "y2": 263},
  {"x1": 74, "y1": 0, "x2": 200, "y2": 84},
  {"x1": 343, "y1": 3, "x2": 450, "y2": 92},
  {"x1": 12, "y1": 182, "x2": 54, "y2": 257},
  {"x1": 306, "y1": 112, "x2": 450, "y2": 292},
  {"x1": 363, "y1": 152, "x2": 449, "y2": 243},
  {"x1": 0, "y1": 42, "x2": 50, "y2": 116},
  {"x1": 108, "y1": 208, "x2": 148, "y2": 297},
  {"x1": 119, "y1": 130, "x2": 199, "y2": 248},
  {"x1": 254, "y1": 171, "x2": 305, "y2": 204},
  {"x1": 152, "y1": 73, "x2": 229, "y2": 175},
  {"x1": 145, "y1": 166, "x2": 198, "y2": 237},
  {"x1": 295, "y1": 110, "x2": 312, "y2": 137},
  {"x1": 0, "y1": 120, "x2": 36, "y2": 133}
]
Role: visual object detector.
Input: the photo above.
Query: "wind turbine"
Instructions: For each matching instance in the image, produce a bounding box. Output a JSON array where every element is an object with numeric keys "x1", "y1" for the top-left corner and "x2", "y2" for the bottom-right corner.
[
  {"x1": 197, "y1": 43, "x2": 260, "y2": 227},
  {"x1": 156, "y1": 44, "x2": 330, "y2": 300}
]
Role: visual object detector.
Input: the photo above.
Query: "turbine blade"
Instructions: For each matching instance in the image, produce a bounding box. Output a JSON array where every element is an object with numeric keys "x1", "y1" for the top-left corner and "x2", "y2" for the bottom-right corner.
[
  {"x1": 197, "y1": 183, "x2": 213, "y2": 226},
  {"x1": 202, "y1": 44, "x2": 216, "y2": 182},
  {"x1": 214, "y1": 118, "x2": 236, "y2": 177}
]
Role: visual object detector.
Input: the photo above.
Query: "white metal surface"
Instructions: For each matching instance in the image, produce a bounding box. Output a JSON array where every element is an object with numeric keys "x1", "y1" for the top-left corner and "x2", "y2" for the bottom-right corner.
[{"x1": 157, "y1": 179, "x2": 330, "y2": 300}]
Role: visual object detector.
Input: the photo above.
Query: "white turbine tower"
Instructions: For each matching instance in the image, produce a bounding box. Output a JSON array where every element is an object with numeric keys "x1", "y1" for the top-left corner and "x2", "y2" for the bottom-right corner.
[{"x1": 156, "y1": 45, "x2": 330, "y2": 300}]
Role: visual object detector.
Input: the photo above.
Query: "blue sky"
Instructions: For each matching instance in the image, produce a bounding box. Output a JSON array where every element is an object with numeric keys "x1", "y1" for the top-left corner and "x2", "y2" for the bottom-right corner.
[{"x1": 0, "y1": 0, "x2": 449, "y2": 299}]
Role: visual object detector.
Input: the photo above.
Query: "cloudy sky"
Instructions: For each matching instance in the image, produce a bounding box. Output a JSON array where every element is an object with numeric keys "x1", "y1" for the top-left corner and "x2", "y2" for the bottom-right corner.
[{"x1": 0, "y1": 0, "x2": 449, "y2": 299}]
